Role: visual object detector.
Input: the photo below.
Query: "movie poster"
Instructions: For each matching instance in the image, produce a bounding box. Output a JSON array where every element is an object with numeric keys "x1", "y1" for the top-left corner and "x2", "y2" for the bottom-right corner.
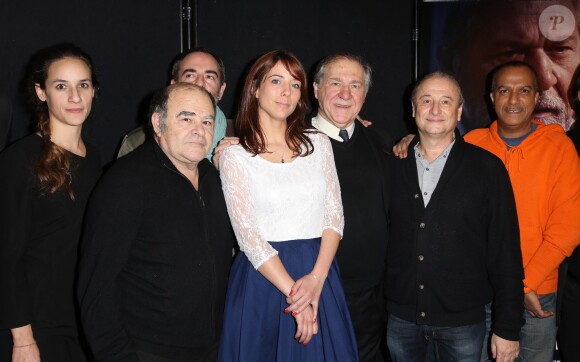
[{"x1": 422, "y1": 0, "x2": 578, "y2": 137}]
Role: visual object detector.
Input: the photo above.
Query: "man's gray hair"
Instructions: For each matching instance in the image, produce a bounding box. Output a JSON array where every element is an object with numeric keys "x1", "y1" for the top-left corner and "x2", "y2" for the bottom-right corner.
[
  {"x1": 313, "y1": 53, "x2": 372, "y2": 94},
  {"x1": 411, "y1": 71, "x2": 464, "y2": 106},
  {"x1": 150, "y1": 83, "x2": 216, "y2": 133}
]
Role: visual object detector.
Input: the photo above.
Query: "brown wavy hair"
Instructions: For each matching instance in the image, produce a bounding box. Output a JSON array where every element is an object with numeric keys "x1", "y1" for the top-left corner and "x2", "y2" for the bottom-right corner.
[
  {"x1": 235, "y1": 50, "x2": 313, "y2": 157},
  {"x1": 26, "y1": 43, "x2": 98, "y2": 199}
]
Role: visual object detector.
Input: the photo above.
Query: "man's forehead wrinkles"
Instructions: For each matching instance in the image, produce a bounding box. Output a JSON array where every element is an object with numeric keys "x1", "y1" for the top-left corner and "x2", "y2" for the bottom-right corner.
[
  {"x1": 327, "y1": 75, "x2": 363, "y2": 83},
  {"x1": 176, "y1": 110, "x2": 195, "y2": 117}
]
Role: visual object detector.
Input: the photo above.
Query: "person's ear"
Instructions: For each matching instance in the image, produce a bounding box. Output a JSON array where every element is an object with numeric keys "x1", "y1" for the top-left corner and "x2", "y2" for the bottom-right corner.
[
  {"x1": 217, "y1": 82, "x2": 226, "y2": 101},
  {"x1": 151, "y1": 113, "x2": 162, "y2": 135},
  {"x1": 35, "y1": 84, "x2": 46, "y2": 102}
]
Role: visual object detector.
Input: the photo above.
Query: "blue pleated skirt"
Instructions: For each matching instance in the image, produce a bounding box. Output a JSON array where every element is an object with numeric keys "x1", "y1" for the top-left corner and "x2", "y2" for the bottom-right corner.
[{"x1": 218, "y1": 238, "x2": 359, "y2": 362}]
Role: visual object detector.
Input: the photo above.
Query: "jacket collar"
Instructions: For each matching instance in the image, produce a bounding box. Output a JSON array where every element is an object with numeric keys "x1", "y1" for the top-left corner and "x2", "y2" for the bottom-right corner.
[
  {"x1": 406, "y1": 130, "x2": 465, "y2": 209},
  {"x1": 149, "y1": 139, "x2": 211, "y2": 182}
]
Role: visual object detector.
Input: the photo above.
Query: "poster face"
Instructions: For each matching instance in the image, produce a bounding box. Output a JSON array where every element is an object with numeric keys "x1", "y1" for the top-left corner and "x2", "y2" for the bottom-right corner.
[{"x1": 423, "y1": 0, "x2": 579, "y2": 134}]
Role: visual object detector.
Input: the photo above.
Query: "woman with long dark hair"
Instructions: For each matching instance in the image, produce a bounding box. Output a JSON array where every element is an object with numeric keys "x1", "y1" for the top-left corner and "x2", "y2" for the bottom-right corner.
[
  {"x1": 218, "y1": 50, "x2": 358, "y2": 361},
  {"x1": 0, "y1": 43, "x2": 102, "y2": 362}
]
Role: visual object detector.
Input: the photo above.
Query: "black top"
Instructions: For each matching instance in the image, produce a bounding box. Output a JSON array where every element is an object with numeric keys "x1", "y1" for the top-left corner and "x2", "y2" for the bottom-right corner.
[
  {"x1": 77, "y1": 140, "x2": 235, "y2": 361},
  {"x1": 0, "y1": 134, "x2": 102, "y2": 334},
  {"x1": 385, "y1": 135, "x2": 525, "y2": 341},
  {"x1": 330, "y1": 122, "x2": 390, "y2": 294},
  {"x1": 0, "y1": 96, "x2": 11, "y2": 152},
  {"x1": 565, "y1": 126, "x2": 580, "y2": 280}
]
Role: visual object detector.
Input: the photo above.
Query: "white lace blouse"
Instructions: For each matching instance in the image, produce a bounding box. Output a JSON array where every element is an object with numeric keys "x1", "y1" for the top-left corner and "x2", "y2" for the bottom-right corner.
[{"x1": 220, "y1": 132, "x2": 344, "y2": 269}]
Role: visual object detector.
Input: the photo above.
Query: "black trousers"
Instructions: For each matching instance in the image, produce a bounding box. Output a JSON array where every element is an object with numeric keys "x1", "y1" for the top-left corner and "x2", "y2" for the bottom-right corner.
[
  {"x1": 558, "y1": 274, "x2": 580, "y2": 362},
  {"x1": 136, "y1": 342, "x2": 218, "y2": 362},
  {"x1": 345, "y1": 284, "x2": 389, "y2": 362}
]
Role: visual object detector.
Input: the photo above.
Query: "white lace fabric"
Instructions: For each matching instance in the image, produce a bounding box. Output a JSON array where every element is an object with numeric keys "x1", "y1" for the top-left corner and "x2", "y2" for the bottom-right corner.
[{"x1": 220, "y1": 132, "x2": 344, "y2": 269}]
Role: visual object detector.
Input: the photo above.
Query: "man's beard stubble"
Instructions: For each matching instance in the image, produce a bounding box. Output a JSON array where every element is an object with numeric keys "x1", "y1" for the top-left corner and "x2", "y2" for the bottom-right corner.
[{"x1": 534, "y1": 88, "x2": 575, "y2": 131}]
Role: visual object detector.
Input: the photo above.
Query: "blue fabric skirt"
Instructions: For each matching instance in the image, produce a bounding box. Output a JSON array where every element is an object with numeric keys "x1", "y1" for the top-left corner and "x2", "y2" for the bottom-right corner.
[{"x1": 218, "y1": 238, "x2": 359, "y2": 361}]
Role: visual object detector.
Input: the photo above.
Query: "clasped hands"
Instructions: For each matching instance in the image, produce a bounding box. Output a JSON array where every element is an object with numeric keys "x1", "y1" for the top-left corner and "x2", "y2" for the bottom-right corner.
[{"x1": 284, "y1": 273, "x2": 325, "y2": 345}]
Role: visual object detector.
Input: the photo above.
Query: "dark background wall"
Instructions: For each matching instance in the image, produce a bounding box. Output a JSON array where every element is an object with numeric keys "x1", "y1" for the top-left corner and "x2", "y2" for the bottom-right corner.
[
  {"x1": 0, "y1": 1, "x2": 181, "y2": 163},
  {"x1": 0, "y1": 0, "x2": 413, "y2": 164}
]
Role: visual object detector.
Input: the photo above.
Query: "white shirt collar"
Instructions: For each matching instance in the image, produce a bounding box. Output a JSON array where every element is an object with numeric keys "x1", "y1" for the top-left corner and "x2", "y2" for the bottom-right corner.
[{"x1": 311, "y1": 113, "x2": 355, "y2": 142}]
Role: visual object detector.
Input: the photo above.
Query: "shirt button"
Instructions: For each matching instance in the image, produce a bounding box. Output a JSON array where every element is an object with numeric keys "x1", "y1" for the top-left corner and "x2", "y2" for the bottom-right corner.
[
  {"x1": 418, "y1": 255, "x2": 424, "y2": 261},
  {"x1": 423, "y1": 192, "x2": 427, "y2": 195},
  {"x1": 426, "y1": 168, "x2": 430, "y2": 171},
  {"x1": 420, "y1": 312, "x2": 426, "y2": 317},
  {"x1": 419, "y1": 284, "x2": 425, "y2": 290},
  {"x1": 414, "y1": 193, "x2": 420, "y2": 199},
  {"x1": 419, "y1": 222, "x2": 426, "y2": 228}
]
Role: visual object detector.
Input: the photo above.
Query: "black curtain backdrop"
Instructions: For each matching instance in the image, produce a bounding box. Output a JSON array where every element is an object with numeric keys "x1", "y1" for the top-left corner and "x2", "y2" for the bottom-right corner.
[
  {"x1": 196, "y1": 1, "x2": 414, "y2": 142},
  {"x1": 0, "y1": 0, "x2": 412, "y2": 164},
  {"x1": 0, "y1": 0, "x2": 181, "y2": 163}
]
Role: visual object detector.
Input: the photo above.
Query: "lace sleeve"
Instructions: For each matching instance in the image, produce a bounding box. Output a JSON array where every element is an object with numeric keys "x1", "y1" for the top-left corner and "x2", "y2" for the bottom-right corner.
[
  {"x1": 318, "y1": 134, "x2": 345, "y2": 236},
  {"x1": 220, "y1": 148, "x2": 278, "y2": 269}
]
